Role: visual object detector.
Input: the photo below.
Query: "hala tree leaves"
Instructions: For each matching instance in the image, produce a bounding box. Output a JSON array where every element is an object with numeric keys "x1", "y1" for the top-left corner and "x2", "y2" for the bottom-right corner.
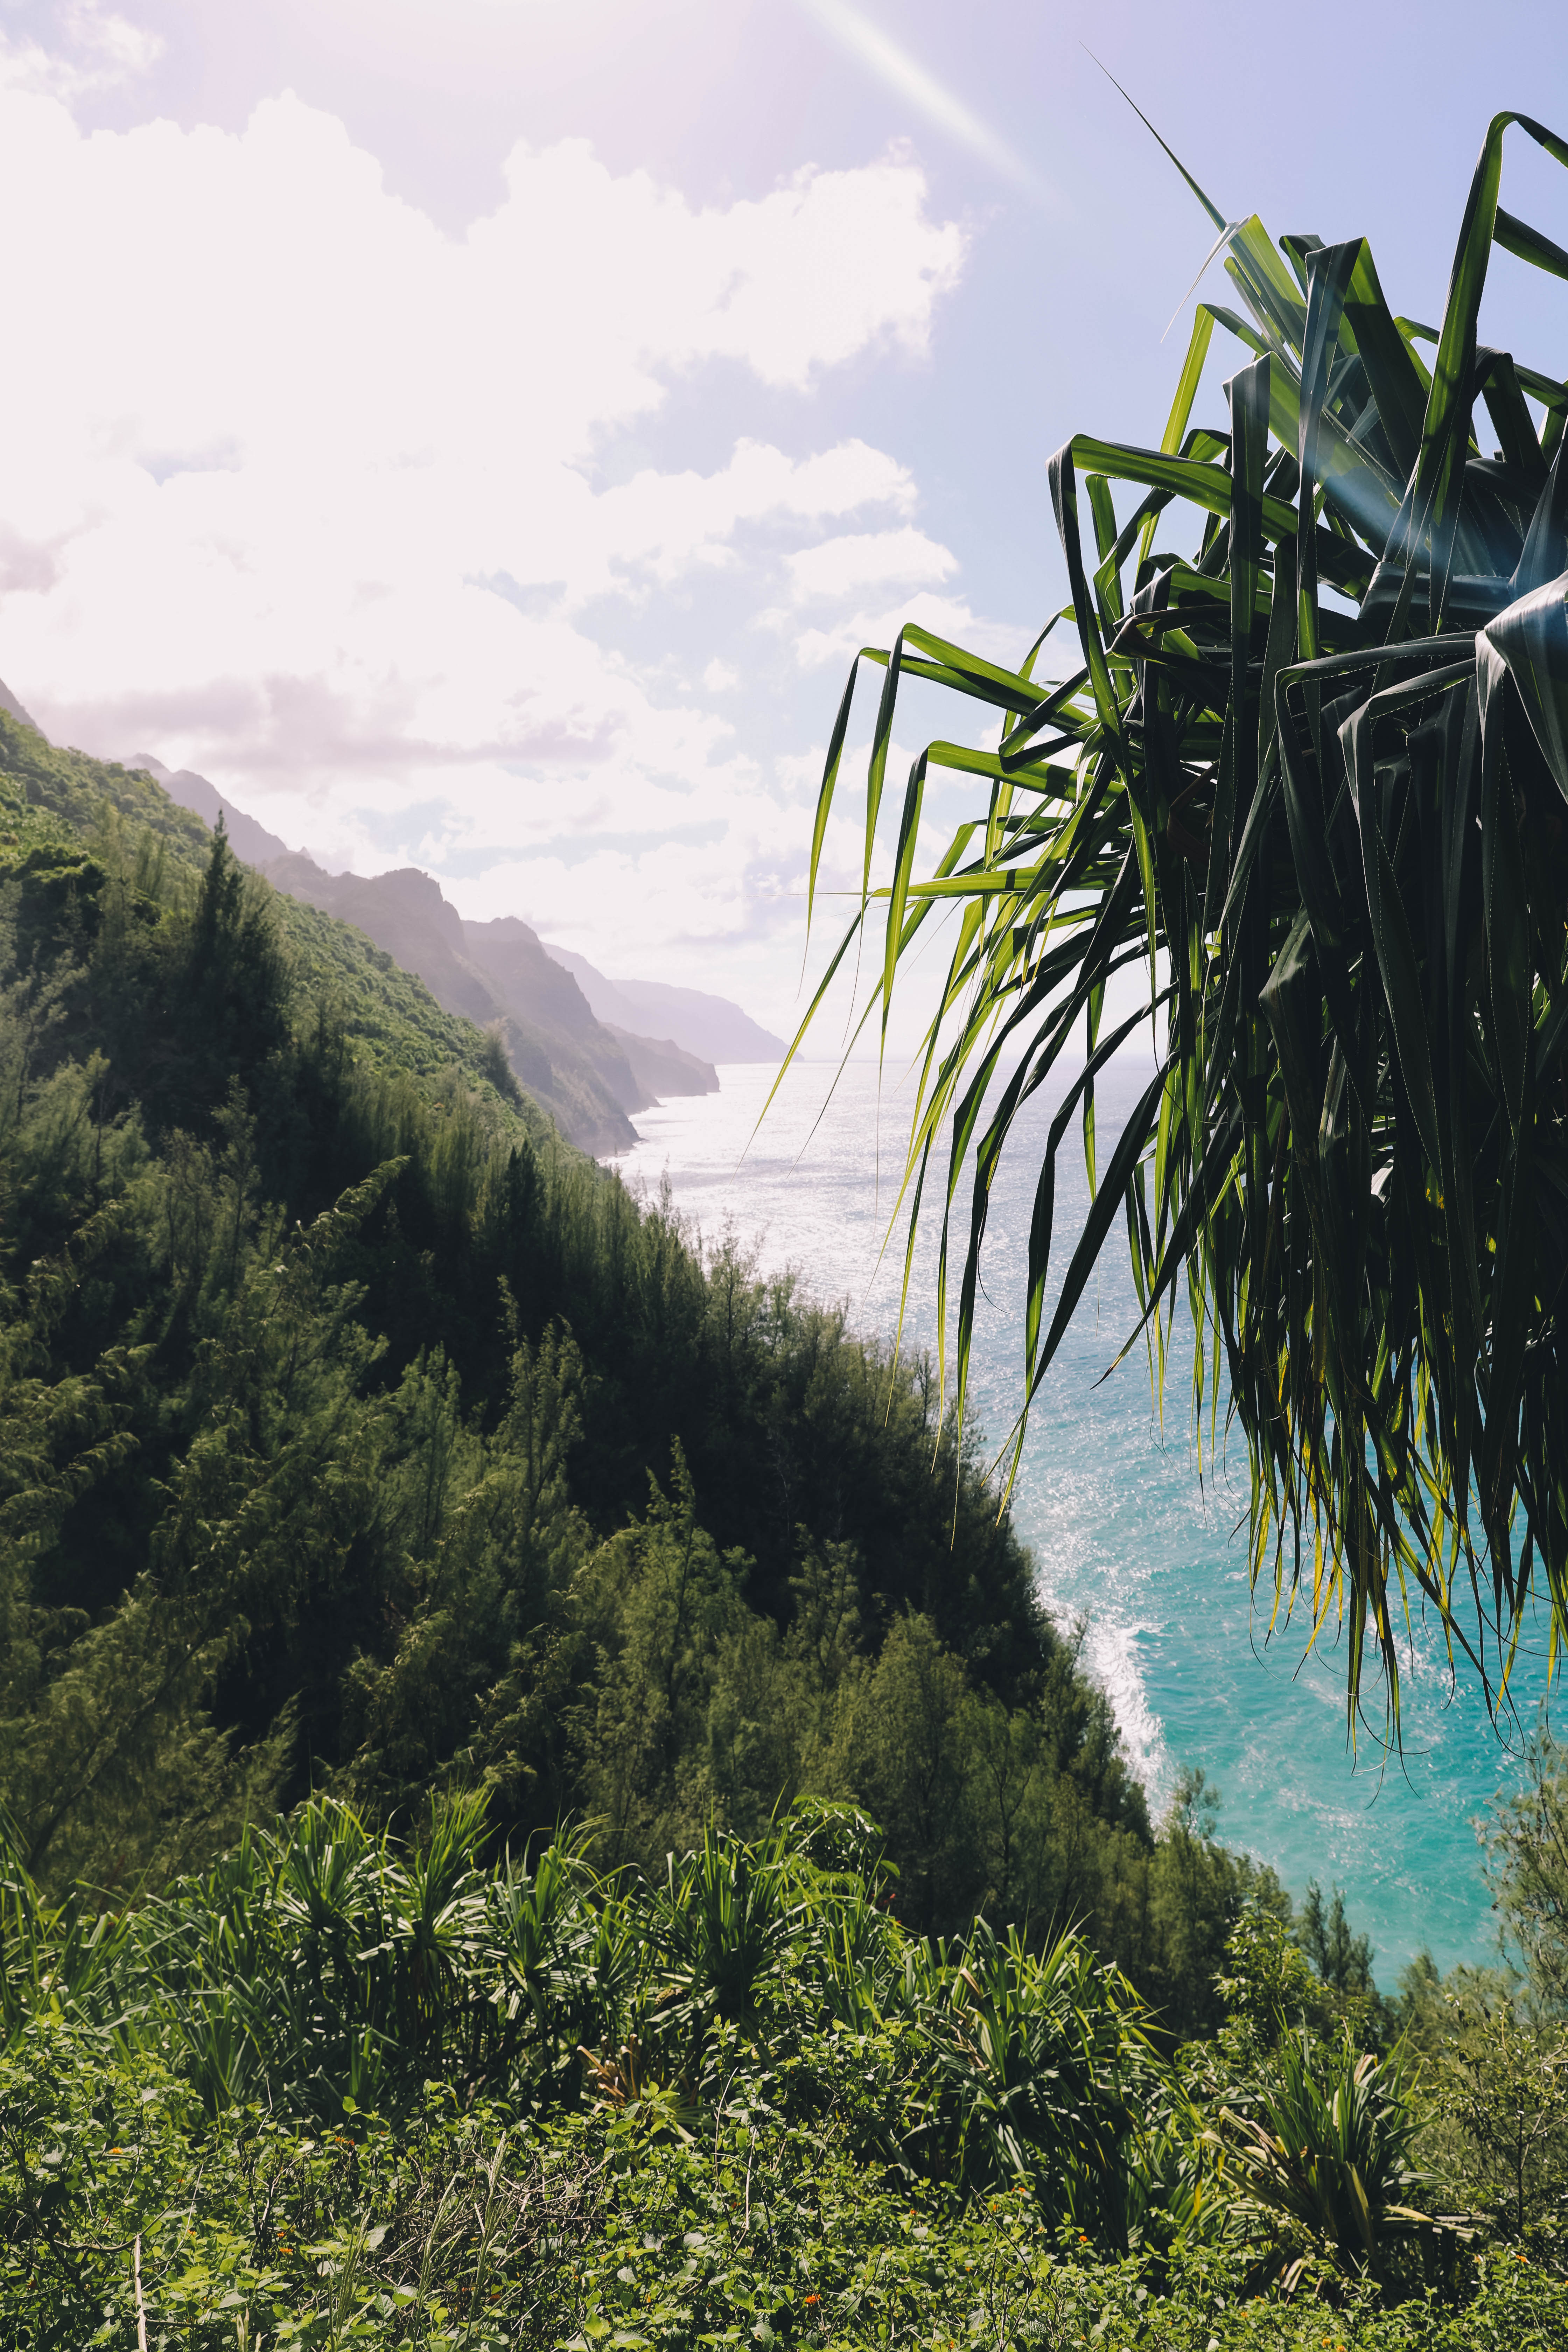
[{"x1": 796, "y1": 108, "x2": 1568, "y2": 1735}]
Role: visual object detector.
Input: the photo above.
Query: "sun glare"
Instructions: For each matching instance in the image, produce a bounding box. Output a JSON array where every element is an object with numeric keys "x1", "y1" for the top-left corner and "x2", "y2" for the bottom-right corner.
[{"x1": 797, "y1": 0, "x2": 1048, "y2": 202}]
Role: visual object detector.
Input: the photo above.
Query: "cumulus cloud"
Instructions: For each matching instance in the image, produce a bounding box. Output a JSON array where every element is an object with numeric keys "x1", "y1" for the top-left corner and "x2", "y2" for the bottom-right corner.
[
  {"x1": 0, "y1": 69, "x2": 971, "y2": 997},
  {"x1": 784, "y1": 525, "x2": 957, "y2": 602},
  {"x1": 553, "y1": 439, "x2": 919, "y2": 604}
]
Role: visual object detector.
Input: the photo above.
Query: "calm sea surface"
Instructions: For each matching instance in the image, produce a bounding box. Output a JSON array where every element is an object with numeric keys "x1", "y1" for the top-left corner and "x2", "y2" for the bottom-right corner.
[{"x1": 621, "y1": 1056, "x2": 1540, "y2": 1981}]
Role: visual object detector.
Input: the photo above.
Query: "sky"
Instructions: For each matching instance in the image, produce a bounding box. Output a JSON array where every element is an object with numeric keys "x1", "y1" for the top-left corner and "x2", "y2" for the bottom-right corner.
[{"x1": 3, "y1": 0, "x2": 1568, "y2": 1037}]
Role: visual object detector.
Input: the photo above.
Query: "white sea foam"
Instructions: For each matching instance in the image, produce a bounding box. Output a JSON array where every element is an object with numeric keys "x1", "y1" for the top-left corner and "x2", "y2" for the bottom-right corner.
[{"x1": 1086, "y1": 1614, "x2": 1170, "y2": 1800}]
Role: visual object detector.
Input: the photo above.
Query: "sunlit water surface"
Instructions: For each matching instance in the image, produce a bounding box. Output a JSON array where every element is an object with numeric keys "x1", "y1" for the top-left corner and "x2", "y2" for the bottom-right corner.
[{"x1": 615, "y1": 1059, "x2": 1549, "y2": 1979}]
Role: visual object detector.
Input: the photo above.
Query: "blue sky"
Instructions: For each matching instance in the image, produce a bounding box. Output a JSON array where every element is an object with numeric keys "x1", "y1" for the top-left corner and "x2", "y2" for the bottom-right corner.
[{"x1": 2, "y1": 0, "x2": 1568, "y2": 1036}]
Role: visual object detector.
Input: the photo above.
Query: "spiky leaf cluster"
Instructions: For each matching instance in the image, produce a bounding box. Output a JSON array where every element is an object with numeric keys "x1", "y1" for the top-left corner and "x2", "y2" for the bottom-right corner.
[{"x1": 797, "y1": 110, "x2": 1568, "y2": 1731}]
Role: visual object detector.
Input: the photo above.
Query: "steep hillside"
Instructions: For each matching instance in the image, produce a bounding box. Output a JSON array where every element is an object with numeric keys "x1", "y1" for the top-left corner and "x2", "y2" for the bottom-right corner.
[
  {"x1": 88, "y1": 749, "x2": 719, "y2": 1149},
  {"x1": 0, "y1": 715, "x2": 552, "y2": 1140},
  {"x1": 0, "y1": 672, "x2": 40, "y2": 730},
  {"x1": 604, "y1": 1021, "x2": 717, "y2": 1099},
  {"x1": 0, "y1": 705, "x2": 1133, "y2": 1948},
  {"x1": 254, "y1": 854, "x2": 722, "y2": 1152},
  {"x1": 461, "y1": 911, "x2": 714, "y2": 1109}
]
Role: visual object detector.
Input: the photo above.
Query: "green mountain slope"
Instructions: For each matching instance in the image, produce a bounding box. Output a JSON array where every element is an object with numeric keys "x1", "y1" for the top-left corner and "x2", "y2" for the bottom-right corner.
[
  {"x1": 258, "y1": 853, "x2": 719, "y2": 1152},
  {"x1": 0, "y1": 707, "x2": 1277, "y2": 2036},
  {"x1": 261, "y1": 852, "x2": 650, "y2": 1152},
  {"x1": 0, "y1": 720, "x2": 1534, "y2": 2352},
  {"x1": 0, "y1": 711, "x2": 552, "y2": 1129}
]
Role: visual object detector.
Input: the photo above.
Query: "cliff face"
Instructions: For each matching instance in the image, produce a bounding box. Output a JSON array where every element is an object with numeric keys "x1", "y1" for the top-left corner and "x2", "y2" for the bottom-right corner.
[
  {"x1": 459, "y1": 916, "x2": 645, "y2": 1116},
  {"x1": 604, "y1": 1025, "x2": 718, "y2": 1101},
  {"x1": 462, "y1": 921, "x2": 718, "y2": 1104},
  {"x1": 128, "y1": 754, "x2": 300, "y2": 873},
  {"x1": 257, "y1": 859, "x2": 651, "y2": 1154}
]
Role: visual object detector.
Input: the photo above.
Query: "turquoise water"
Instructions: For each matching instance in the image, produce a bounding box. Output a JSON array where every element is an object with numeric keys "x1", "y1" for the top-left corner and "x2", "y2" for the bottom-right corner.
[{"x1": 622, "y1": 1056, "x2": 1541, "y2": 1983}]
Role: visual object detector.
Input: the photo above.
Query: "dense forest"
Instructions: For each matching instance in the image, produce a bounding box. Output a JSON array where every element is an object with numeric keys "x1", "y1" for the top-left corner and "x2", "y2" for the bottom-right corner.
[
  {"x1": 2, "y1": 711, "x2": 1565, "y2": 2346},
  {"x1": 0, "y1": 708, "x2": 1237, "y2": 1990}
]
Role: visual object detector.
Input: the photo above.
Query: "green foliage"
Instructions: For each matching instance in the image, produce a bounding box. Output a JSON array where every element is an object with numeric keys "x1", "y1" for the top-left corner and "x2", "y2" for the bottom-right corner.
[
  {"x1": 1212, "y1": 1896, "x2": 1334, "y2": 2059},
  {"x1": 0, "y1": 740, "x2": 1286, "y2": 2012},
  {"x1": 1300, "y1": 1882, "x2": 1377, "y2": 2001},
  {"x1": 654, "y1": 1824, "x2": 810, "y2": 2028},
  {"x1": 1424, "y1": 1977, "x2": 1568, "y2": 2243},
  {"x1": 0, "y1": 724, "x2": 1115, "y2": 1934},
  {"x1": 1482, "y1": 1722, "x2": 1568, "y2": 2016},
  {"x1": 3, "y1": 656, "x2": 1534, "y2": 2340},
  {"x1": 792, "y1": 108, "x2": 1568, "y2": 1727},
  {"x1": 0, "y1": 1812, "x2": 1561, "y2": 2346},
  {"x1": 0, "y1": 718, "x2": 212, "y2": 856},
  {"x1": 0, "y1": 997, "x2": 1311, "y2": 2032},
  {"x1": 1381, "y1": 1726, "x2": 1568, "y2": 2243},
  {"x1": 907, "y1": 1916, "x2": 1163, "y2": 2239},
  {"x1": 1217, "y1": 2029, "x2": 1453, "y2": 2295},
  {"x1": 0, "y1": 708, "x2": 544, "y2": 1124},
  {"x1": 0, "y1": 1794, "x2": 1168, "y2": 2201}
]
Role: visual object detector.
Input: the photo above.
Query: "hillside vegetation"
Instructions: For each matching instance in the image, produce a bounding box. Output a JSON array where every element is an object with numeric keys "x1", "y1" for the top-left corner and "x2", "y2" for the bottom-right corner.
[
  {"x1": 4, "y1": 709, "x2": 1564, "y2": 2343},
  {"x1": 258, "y1": 850, "x2": 715, "y2": 1155},
  {"x1": 4, "y1": 1792, "x2": 1567, "y2": 2347},
  {"x1": 0, "y1": 708, "x2": 1205, "y2": 1977}
]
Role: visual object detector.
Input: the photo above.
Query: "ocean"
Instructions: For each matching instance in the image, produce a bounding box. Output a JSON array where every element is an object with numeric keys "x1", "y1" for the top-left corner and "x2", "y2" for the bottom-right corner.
[{"x1": 620, "y1": 1054, "x2": 1541, "y2": 1983}]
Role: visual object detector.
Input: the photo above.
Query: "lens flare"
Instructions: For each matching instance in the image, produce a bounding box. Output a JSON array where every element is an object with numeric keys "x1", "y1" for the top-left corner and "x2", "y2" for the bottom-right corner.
[{"x1": 798, "y1": 0, "x2": 1048, "y2": 203}]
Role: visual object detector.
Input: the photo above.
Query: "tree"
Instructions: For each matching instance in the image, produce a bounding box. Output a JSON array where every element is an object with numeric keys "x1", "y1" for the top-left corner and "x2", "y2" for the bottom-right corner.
[
  {"x1": 1298, "y1": 1881, "x2": 1374, "y2": 2000},
  {"x1": 1430, "y1": 1976, "x2": 1568, "y2": 2237},
  {"x1": 1483, "y1": 1724, "x2": 1568, "y2": 2017},
  {"x1": 796, "y1": 102, "x2": 1568, "y2": 1732}
]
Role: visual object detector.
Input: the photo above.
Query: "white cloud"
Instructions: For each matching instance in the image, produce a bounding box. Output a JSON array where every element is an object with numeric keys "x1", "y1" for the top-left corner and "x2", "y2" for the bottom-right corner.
[
  {"x1": 551, "y1": 438, "x2": 919, "y2": 604},
  {"x1": 790, "y1": 591, "x2": 1017, "y2": 672},
  {"x1": 785, "y1": 525, "x2": 957, "y2": 602},
  {"x1": 0, "y1": 71, "x2": 970, "y2": 1008},
  {"x1": 0, "y1": 4, "x2": 162, "y2": 98}
]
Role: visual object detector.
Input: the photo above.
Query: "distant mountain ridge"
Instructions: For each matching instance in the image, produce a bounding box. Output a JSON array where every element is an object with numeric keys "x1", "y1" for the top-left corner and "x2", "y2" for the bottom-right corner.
[
  {"x1": 543, "y1": 946, "x2": 784, "y2": 1063},
  {"x1": 127, "y1": 753, "x2": 781, "y2": 1078},
  {"x1": 251, "y1": 853, "x2": 718, "y2": 1157},
  {"x1": 0, "y1": 689, "x2": 775, "y2": 1150}
]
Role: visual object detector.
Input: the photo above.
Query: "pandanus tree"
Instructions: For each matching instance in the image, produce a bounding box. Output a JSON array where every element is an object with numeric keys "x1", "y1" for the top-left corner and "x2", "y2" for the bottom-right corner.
[{"x1": 792, "y1": 106, "x2": 1568, "y2": 1732}]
